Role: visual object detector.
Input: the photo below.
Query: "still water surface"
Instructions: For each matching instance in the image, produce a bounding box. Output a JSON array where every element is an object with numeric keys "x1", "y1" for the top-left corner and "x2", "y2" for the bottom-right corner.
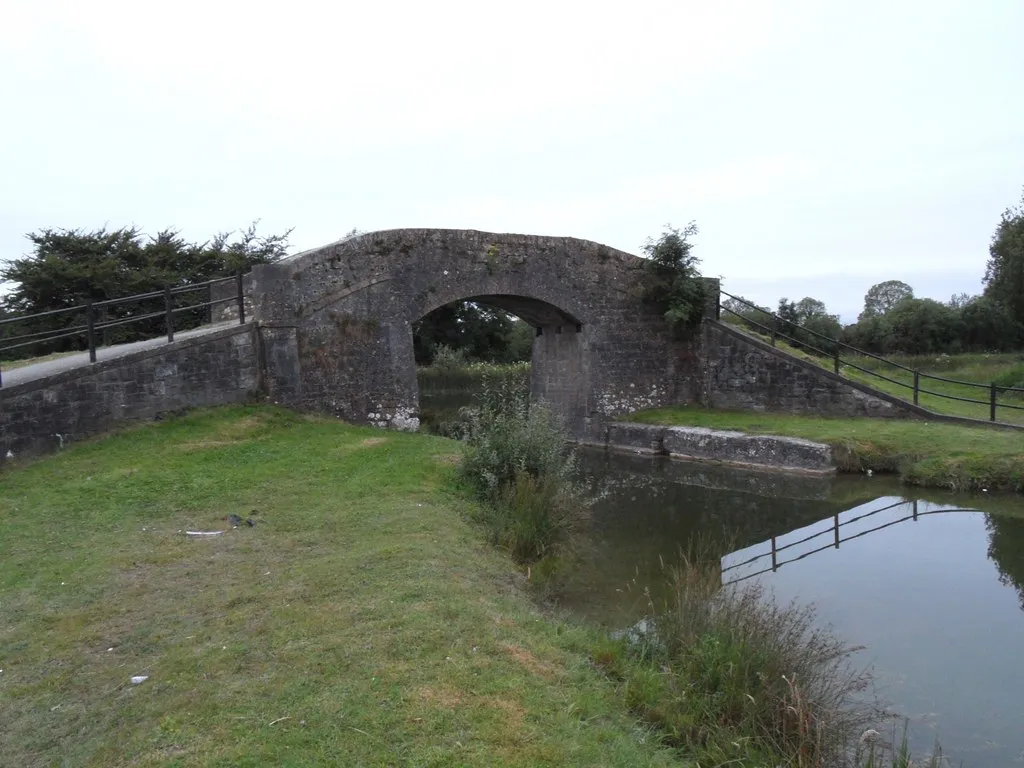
[{"x1": 559, "y1": 449, "x2": 1024, "y2": 767}]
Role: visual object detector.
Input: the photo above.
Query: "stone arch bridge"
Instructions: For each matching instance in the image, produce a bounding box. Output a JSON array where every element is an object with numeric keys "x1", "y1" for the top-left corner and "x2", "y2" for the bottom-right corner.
[
  {"x1": 251, "y1": 228, "x2": 711, "y2": 440},
  {"x1": 2, "y1": 228, "x2": 914, "y2": 461}
]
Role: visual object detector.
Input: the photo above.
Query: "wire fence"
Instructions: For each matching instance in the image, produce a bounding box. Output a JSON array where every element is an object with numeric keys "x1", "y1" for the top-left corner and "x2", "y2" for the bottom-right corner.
[
  {"x1": 722, "y1": 500, "x2": 983, "y2": 586},
  {"x1": 717, "y1": 290, "x2": 1024, "y2": 423},
  {"x1": 0, "y1": 274, "x2": 246, "y2": 388}
]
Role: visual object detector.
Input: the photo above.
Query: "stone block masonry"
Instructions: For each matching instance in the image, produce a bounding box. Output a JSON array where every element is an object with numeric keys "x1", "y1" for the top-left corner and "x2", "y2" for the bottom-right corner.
[
  {"x1": 703, "y1": 320, "x2": 927, "y2": 419},
  {"x1": 0, "y1": 324, "x2": 259, "y2": 461}
]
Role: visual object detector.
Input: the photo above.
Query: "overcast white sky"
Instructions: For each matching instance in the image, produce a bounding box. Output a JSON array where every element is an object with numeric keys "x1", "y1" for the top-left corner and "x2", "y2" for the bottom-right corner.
[{"x1": 2, "y1": 0, "x2": 1022, "y2": 321}]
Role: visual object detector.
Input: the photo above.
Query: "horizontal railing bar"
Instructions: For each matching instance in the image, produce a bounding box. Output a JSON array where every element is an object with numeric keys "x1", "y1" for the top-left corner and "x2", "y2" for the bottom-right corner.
[
  {"x1": 169, "y1": 283, "x2": 212, "y2": 296},
  {"x1": 3, "y1": 276, "x2": 240, "y2": 323},
  {"x1": 842, "y1": 362, "x2": 914, "y2": 390},
  {"x1": 93, "y1": 309, "x2": 167, "y2": 331},
  {"x1": 722, "y1": 500, "x2": 909, "y2": 572},
  {"x1": 994, "y1": 400, "x2": 1024, "y2": 412},
  {"x1": 916, "y1": 387, "x2": 990, "y2": 405},
  {"x1": 723, "y1": 506, "x2": 987, "y2": 584},
  {"x1": 838, "y1": 347, "x2": 917, "y2": 372},
  {"x1": 0, "y1": 323, "x2": 89, "y2": 344},
  {"x1": 0, "y1": 328, "x2": 91, "y2": 352},
  {"x1": 721, "y1": 550, "x2": 773, "y2": 573},
  {"x1": 918, "y1": 371, "x2": 989, "y2": 388},
  {"x1": 0, "y1": 304, "x2": 83, "y2": 325},
  {"x1": 170, "y1": 299, "x2": 230, "y2": 314},
  {"x1": 93, "y1": 290, "x2": 165, "y2": 307}
]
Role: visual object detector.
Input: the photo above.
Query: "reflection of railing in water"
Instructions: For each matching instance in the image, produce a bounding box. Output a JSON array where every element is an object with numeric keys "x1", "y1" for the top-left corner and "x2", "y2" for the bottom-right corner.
[{"x1": 722, "y1": 500, "x2": 984, "y2": 586}]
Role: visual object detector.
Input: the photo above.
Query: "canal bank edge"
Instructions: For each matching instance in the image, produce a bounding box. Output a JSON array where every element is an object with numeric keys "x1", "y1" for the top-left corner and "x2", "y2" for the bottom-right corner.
[{"x1": 593, "y1": 423, "x2": 836, "y2": 475}]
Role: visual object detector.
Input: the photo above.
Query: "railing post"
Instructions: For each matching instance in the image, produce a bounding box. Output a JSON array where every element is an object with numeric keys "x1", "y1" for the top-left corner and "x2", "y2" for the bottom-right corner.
[
  {"x1": 236, "y1": 272, "x2": 245, "y2": 324},
  {"x1": 834, "y1": 513, "x2": 840, "y2": 548},
  {"x1": 770, "y1": 315, "x2": 777, "y2": 347},
  {"x1": 770, "y1": 536, "x2": 778, "y2": 571},
  {"x1": 913, "y1": 371, "x2": 920, "y2": 406},
  {"x1": 913, "y1": 500, "x2": 919, "y2": 521},
  {"x1": 164, "y1": 286, "x2": 174, "y2": 342},
  {"x1": 207, "y1": 281, "x2": 214, "y2": 325},
  {"x1": 833, "y1": 345, "x2": 840, "y2": 375},
  {"x1": 990, "y1": 382, "x2": 998, "y2": 422},
  {"x1": 86, "y1": 300, "x2": 97, "y2": 362}
]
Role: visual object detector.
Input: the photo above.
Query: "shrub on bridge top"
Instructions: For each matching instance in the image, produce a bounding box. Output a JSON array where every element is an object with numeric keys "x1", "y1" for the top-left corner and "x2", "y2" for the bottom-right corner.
[
  {"x1": 457, "y1": 372, "x2": 586, "y2": 562},
  {"x1": 640, "y1": 222, "x2": 706, "y2": 333}
]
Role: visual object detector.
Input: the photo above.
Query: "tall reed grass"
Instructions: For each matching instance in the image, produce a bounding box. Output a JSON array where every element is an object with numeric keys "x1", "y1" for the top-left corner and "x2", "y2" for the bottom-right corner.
[{"x1": 597, "y1": 548, "x2": 948, "y2": 767}]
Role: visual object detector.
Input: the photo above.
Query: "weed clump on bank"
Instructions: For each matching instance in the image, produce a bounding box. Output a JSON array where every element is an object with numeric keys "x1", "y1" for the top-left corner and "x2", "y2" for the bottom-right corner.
[
  {"x1": 591, "y1": 548, "x2": 942, "y2": 767},
  {"x1": 458, "y1": 374, "x2": 586, "y2": 562}
]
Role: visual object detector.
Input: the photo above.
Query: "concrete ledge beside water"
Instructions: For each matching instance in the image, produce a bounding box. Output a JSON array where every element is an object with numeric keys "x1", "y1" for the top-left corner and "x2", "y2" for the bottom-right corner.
[{"x1": 602, "y1": 422, "x2": 836, "y2": 475}]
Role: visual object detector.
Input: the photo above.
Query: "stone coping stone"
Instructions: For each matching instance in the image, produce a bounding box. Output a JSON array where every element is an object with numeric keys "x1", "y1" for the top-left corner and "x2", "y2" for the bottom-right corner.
[
  {"x1": 663, "y1": 426, "x2": 834, "y2": 473},
  {"x1": 605, "y1": 422, "x2": 665, "y2": 454},
  {"x1": 604, "y1": 422, "x2": 835, "y2": 474}
]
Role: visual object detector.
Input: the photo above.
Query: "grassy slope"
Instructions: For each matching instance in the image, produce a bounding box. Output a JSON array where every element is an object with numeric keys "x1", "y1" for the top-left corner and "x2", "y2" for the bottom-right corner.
[
  {"x1": 628, "y1": 406, "x2": 1024, "y2": 492},
  {"x1": 0, "y1": 406, "x2": 680, "y2": 768},
  {"x1": 721, "y1": 320, "x2": 1024, "y2": 425}
]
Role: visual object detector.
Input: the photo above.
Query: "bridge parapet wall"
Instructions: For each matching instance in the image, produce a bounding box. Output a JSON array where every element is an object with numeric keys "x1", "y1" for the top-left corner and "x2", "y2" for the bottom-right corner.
[{"x1": 0, "y1": 324, "x2": 259, "y2": 461}]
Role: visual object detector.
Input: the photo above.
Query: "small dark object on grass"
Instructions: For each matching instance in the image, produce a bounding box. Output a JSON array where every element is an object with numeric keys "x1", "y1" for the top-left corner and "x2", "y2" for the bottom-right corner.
[{"x1": 227, "y1": 514, "x2": 243, "y2": 527}]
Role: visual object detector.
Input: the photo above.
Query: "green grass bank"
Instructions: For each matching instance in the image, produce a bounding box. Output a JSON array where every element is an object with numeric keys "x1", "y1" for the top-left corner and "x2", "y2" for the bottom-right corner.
[
  {"x1": 628, "y1": 406, "x2": 1024, "y2": 493},
  {"x1": 0, "y1": 406, "x2": 681, "y2": 767}
]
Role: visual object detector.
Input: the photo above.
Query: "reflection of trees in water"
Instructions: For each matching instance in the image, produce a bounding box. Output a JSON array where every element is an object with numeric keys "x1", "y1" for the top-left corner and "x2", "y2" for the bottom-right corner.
[{"x1": 985, "y1": 514, "x2": 1024, "y2": 611}]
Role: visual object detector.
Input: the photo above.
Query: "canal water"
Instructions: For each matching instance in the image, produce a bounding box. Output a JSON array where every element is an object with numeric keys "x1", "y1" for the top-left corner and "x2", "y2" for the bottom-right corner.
[{"x1": 557, "y1": 448, "x2": 1024, "y2": 768}]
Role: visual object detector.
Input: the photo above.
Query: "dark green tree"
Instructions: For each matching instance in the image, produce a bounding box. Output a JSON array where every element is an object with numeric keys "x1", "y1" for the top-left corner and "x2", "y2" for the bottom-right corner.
[
  {"x1": 885, "y1": 298, "x2": 963, "y2": 354},
  {"x1": 984, "y1": 189, "x2": 1024, "y2": 326},
  {"x1": 1, "y1": 222, "x2": 289, "y2": 315},
  {"x1": 774, "y1": 297, "x2": 841, "y2": 353},
  {"x1": 0, "y1": 222, "x2": 291, "y2": 357},
  {"x1": 776, "y1": 298, "x2": 801, "y2": 329},
  {"x1": 841, "y1": 315, "x2": 893, "y2": 354},
  {"x1": 959, "y1": 296, "x2": 1023, "y2": 351},
  {"x1": 640, "y1": 222, "x2": 705, "y2": 333},
  {"x1": 859, "y1": 280, "x2": 914, "y2": 320}
]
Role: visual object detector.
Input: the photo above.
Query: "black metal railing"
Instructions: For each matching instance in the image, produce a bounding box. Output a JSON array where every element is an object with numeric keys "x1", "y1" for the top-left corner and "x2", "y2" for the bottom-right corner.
[
  {"x1": 717, "y1": 290, "x2": 1024, "y2": 423},
  {"x1": 722, "y1": 501, "x2": 981, "y2": 585},
  {"x1": 0, "y1": 274, "x2": 246, "y2": 388}
]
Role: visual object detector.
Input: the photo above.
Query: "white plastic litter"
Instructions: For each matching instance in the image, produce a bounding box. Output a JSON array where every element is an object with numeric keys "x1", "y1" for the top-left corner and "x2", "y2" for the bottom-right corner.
[
  {"x1": 184, "y1": 530, "x2": 225, "y2": 536},
  {"x1": 130, "y1": 676, "x2": 148, "y2": 685}
]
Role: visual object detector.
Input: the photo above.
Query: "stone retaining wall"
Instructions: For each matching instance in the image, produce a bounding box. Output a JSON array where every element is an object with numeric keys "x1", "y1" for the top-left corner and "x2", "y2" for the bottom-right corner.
[
  {"x1": 603, "y1": 422, "x2": 836, "y2": 474},
  {"x1": 703, "y1": 320, "x2": 927, "y2": 419}
]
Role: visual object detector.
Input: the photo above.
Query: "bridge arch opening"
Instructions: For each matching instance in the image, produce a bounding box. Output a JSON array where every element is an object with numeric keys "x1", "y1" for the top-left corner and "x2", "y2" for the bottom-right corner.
[{"x1": 410, "y1": 294, "x2": 588, "y2": 435}]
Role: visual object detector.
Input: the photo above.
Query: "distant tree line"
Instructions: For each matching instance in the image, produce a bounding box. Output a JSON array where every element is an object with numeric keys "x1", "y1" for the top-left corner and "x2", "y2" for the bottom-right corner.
[{"x1": 724, "y1": 189, "x2": 1024, "y2": 357}]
